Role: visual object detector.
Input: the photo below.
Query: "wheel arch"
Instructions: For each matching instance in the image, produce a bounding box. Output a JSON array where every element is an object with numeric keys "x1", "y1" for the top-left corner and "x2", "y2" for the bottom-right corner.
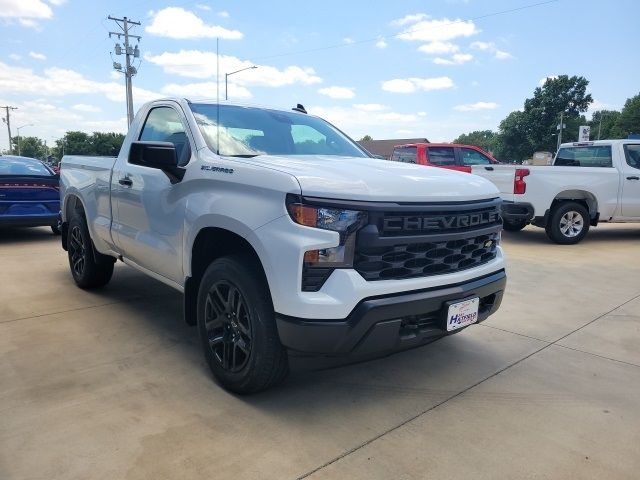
[
  {"x1": 552, "y1": 190, "x2": 598, "y2": 220},
  {"x1": 183, "y1": 226, "x2": 271, "y2": 326}
]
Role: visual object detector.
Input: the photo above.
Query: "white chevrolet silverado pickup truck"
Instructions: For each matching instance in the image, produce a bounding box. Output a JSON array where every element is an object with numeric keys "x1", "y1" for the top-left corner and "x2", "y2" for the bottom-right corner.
[
  {"x1": 472, "y1": 140, "x2": 640, "y2": 244},
  {"x1": 60, "y1": 98, "x2": 506, "y2": 393}
]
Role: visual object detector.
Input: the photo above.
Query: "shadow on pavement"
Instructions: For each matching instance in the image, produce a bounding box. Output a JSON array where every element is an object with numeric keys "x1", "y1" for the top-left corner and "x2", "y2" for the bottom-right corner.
[
  {"x1": 0, "y1": 226, "x2": 58, "y2": 245},
  {"x1": 503, "y1": 224, "x2": 640, "y2": 245}
]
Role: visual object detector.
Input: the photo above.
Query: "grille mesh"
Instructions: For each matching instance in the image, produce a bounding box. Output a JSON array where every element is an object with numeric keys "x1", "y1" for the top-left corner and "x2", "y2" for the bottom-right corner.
[{"x1": 354, "y1": 232, "x2": 499, "y2": 281}]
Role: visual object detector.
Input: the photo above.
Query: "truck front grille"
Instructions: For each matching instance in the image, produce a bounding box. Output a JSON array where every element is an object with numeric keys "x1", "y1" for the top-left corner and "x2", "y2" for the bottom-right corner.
[{"x1": 354, "y1": 199, "x2": 501, "y2": 282}]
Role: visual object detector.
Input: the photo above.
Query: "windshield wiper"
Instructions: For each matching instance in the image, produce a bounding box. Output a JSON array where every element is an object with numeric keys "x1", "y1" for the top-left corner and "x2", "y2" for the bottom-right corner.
[{"x1": 225, "y1": 154, "x2": 260, "y2": 158}]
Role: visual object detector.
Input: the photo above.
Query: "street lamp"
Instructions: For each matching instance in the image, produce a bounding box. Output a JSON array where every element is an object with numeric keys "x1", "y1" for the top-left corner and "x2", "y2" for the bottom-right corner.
[
  {"x1": 225, "y1": 66, "x2": 257, "y2": 100},
  {"x1": 16, "y1": 124, "x2": 34, "y2": 156}
]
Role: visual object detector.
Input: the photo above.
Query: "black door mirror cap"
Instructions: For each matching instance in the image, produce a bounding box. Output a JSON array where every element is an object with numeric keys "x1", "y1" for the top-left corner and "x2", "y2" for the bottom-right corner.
[{"x1": 128, "y1": 141, "x2": 185, "y2": 183}]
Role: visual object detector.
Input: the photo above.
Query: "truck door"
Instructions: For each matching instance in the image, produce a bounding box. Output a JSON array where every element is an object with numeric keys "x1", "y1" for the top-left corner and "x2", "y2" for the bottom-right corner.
[
  {"x1": 111, "y1": 104, "x2": 193, "y2": 284},
  {"x1": 621, "y1": 143, "x2": 640, "y2": 217}
]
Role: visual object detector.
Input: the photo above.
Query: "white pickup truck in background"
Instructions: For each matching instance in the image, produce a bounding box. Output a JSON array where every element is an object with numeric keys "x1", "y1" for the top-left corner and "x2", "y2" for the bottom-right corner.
[{"x1": 472, "y1": 140, "x2": 640, "y2": 244}]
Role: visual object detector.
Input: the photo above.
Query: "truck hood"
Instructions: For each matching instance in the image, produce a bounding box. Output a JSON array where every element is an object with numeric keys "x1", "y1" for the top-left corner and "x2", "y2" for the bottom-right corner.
[{"x1": 243, "y1": 155, "x2": 500, "y2": 202}]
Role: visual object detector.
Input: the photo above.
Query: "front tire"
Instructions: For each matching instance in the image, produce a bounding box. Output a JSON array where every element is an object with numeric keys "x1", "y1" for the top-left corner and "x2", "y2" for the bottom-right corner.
[
  {"x1": 67, "y1": 214, "x2": 114, "y2": 288},
  {"x1": 545, "y1": 202, "x2": 590, "y2": 244},
  {"x1": 197, "y1": 255, "x2": 288, "y2": 394}
]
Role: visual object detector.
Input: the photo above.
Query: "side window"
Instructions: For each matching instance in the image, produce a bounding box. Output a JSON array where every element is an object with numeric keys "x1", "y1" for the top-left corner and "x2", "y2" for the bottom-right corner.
[
  {"x1": 461, "y1": 148, "x2": 492, "y2": 165},
  {"x1": 391, "y1": 147, "x2": 417, "y2": 163},
  {"x1": 555, "y1": 146, "x2": 612, "y2": 167},
  {"x1": 624, "y1": 144, "x2": 640, "y2": 170},
  {"x1": 427, "y1": 147, "x2": 455, "y2": 166},
  {"x1": 139, "y1": 107, "x2": 191, "y2": 166}
]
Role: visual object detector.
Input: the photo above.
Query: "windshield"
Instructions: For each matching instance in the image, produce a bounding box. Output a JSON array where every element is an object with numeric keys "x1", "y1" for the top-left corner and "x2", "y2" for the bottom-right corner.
[
  {"x1": 190, "y1": 104, "x2": 369, "y2": 158},
  {"x1": 0, "y1": 157, "x2": 53, "y2": 176}
]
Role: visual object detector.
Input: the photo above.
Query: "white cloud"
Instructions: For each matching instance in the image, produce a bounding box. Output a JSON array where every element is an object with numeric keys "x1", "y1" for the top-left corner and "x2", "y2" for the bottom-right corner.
[
  {"x1": 162, "y1": 81, "x2": 252, "y2": 99},
  {"x1": 145, "y1": 50, "x2": 322, "y2": 87},
  {"x1": 391, "y1": 13, "x2": 429, "y2": 26},
  {"x1": 417, "y1": 111, "x2": 427, "y2": 117},
  {"x1": 9, "y1": 53, "x2": 21, "y2": 60},
  {"x1": 218, "y1": 10, "x2": 229, "y2": 18},
  {"x1": 46, "y1": 0, "x2": 66, "y2": 5},
  {"x1": 29, "y1": 51, "x2": 46, "y2": 60},
  {"x1": 375, "y1": 39, "x2": 388, "y2": 49},
  {"x1": 0, "y1": 0, "x2": 53, "y2": 21},
  {"x1": 454, "y1": 101, "x2": 499, "y2": 112},
  {"x1": 494, "y1": 49, "x2": 513, "y2": 60},
  {"x1": 309, "y1": 105, "x2": 421, "y2": 139},
  {"x1": 109, "y1": 71, "x2": 121, "y2": 80},
  {"x1": 470, "y1": 41, "x2": 493, "y2": 51},
  {"x1": 353, "y1": 103, "x2": 388, "y2": 112},
  {"x1": 146, "y1": 7, "x2": 242, "y2": 40},
  {"x1": 382, "y1": 76, "x2": 454, "y2": 93},
  {"x1": 418, "y1": 41, "x2": 460, "y2": 55},
  {"x1": 396, "y1": 15, "x2": 479, "y2": 43},
  {"x1": 433, "y1": 53, "x2": 473, "y2": 65},
  {"x1": 195, "y1": 4, "x2": 211, "y2": 11},
  {"x1": 318, "y1": 86, "x2": 355, "y2": 100},
  {"x1": 343, "y1": 37, "x2": 354, "y2": 44},
  {"x1": 470, "y1": 41, "x2": 513, "y2": 60},
  {"x1": 72, "y1": 103, "x2": 101, "y2": 113},
  {"x1": 0, "y1": 61, "x2": 160, "y2": 104}
]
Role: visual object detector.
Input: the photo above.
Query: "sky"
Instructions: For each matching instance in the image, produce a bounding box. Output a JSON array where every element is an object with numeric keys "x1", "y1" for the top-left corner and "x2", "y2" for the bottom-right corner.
[{"x1": 0, "y1": 0, "x2": 638, "y2": 150}]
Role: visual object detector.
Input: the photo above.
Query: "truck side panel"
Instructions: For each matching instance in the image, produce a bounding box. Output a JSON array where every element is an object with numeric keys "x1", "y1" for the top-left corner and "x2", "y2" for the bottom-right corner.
[{"x1": 60, "y1": 155, "x2": 118, "y2": 255}]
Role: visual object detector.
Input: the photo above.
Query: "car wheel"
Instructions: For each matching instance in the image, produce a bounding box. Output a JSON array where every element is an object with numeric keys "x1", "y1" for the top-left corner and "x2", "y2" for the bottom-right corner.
[
  {"x1": 67, "y1": 214, "x2": 114, "y2": 288},
  {"x1": 545, "y1": 202, "x2": 590, "y2": 244},
  {"x1": 502, "y1": 220, "x2": 527, "y2": 232},
  {"x1": 197, "y1": 254, "x2": 288, "y2": 394},
  {"x1": 51, "y1": 217, "x2": 62, "y2": 235}
]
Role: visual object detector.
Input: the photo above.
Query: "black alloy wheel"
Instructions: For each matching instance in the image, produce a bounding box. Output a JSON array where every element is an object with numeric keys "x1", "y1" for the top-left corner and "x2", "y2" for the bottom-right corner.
[
  {"x1": 68, "y1": 225, "x2": 86, "y2": 277},
  {"x1": 204, "y1": 280, "x2": 252, "y2": 372}
]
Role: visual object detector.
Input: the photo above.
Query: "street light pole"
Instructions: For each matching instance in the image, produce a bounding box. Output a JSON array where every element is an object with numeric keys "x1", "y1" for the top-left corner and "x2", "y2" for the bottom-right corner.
[
  {"x1": 16, "y1": 124, "x2": 33, "y2": 156},
  {"x1": 224, "y1": 66, "x2": 257, "y2": 100}
]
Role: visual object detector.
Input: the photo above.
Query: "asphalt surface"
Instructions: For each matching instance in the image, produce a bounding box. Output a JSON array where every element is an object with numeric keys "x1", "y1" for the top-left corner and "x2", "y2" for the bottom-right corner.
[{"x1": 1, "y1": 224, "x2": 639, "y2": 479}]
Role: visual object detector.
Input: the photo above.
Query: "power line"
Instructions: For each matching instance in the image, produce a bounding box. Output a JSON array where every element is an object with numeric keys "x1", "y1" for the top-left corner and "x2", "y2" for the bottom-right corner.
[
  {"x1": 1, "y1": 106, "x2": 18, "y2": 154},
  {"x1": 108, "y1": 15, "x2": 142, "y2": 126}
]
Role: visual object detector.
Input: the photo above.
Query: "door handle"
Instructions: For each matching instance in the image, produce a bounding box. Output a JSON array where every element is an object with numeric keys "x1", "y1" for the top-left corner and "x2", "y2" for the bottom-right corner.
[
  {"x1": 485, "y1": 166, "x2": 494, "y2": 171},
  {"x1": 118, "y1": 177, "x2": 133, "y2": 187},
  {"x1": 627, "y1": 176, "x2": 640, "y2": 180}
]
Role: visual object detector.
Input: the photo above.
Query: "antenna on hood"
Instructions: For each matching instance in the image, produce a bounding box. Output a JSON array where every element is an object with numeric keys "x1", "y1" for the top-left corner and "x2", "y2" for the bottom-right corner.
[{"x1": 292, "y1": 104, "x2": 307, "y2": 114}]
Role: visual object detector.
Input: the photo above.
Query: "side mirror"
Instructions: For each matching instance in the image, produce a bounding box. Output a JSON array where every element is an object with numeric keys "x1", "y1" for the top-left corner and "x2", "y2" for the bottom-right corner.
[{"x1": 128, "y1": 141, "x2": 185, "y2": 183}]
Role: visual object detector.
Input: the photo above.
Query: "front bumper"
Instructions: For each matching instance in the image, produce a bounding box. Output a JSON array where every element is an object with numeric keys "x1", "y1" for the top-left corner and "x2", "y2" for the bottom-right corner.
[
  {"x1": 276, "y1": 269, "x2": 506, "y2": 363},
  {"x1": 501, "y1": 201, "x2": 534, "y2": 223}
]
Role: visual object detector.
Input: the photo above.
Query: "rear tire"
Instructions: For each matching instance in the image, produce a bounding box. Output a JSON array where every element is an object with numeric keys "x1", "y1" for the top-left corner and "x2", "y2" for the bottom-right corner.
[
  {"x1": 197, "y1": 254, "x2": 288, "y2": 394},
  {"x1": 67, "y1": 214, "x2": 114, "y2": 288},
  {"x1": 502, "y1": 220, "x2": 527, "y2": 232},
  {"x1": 545, "y1": 202, "x2": 590, "y2": 244}
]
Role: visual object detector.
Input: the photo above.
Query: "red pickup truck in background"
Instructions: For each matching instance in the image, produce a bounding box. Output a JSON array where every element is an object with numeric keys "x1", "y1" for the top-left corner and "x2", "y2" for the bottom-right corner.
[{"x1": 390, "y1": 143, "x2": 500, "y2": 173}]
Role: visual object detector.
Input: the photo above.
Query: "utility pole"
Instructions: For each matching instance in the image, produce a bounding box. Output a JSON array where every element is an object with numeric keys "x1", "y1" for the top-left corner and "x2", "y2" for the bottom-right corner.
[
  {"x1": 1, "y1": 106, "x2": 17, "y2": 154},
  {"x1": 108, "y1": 16, "x2": 141, "y2": 126},
  {"x1": 556, "y1": 111, "x2": 565, "y2": 151}
]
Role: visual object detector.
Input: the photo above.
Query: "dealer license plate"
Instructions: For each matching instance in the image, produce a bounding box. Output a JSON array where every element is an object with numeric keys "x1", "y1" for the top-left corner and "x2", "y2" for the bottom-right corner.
[{"x1": 446, "y1": 297, "x2": 480, "y2": 332}]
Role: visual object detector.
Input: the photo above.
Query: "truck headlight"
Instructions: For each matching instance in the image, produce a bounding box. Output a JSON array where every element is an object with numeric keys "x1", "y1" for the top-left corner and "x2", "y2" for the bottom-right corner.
[{"x1": 286, "y1": 194, "x2": 368, "y2": 291}]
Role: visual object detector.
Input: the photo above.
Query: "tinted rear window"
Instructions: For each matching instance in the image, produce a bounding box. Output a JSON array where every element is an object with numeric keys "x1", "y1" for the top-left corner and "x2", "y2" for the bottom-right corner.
[
  {"x1": 0, "y1": 157, "x2": 52, "y2": 176},
  {"x1": 555, "y1": 146, "x2": 612, "y2": 167},
  {"x1": 391, "y1": 146, "x2": 417, "y2": 164},
  {"x1": 427, "y1": 147, "x2": 456, "y2": 166}
]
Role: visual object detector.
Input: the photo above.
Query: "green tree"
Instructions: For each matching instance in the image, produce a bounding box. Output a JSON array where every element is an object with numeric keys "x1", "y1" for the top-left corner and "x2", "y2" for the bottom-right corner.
[
  {"x1": 10, "y1": 136, "x2": 48, "y2": 159},
  {"x1": 493, "y1": 111, "x2": 531, "y2": 162},
  {"x1": 588, "y1": 110, "x2": 623, "y2": 139},
  {"x1": 91, "y1": 132, "x2": 125, "y2": 156},
  {"x1": 359, "y1": 134, "x2": 373, "y2": 142},
  {"x1": 523, "y1": 75, "x2": 593, "y2": 152},
  {"x1": 615, "y1": 93, "x2": 640, "y2": 137},
  {"x1": 452, "y1": 130, "x2": 496, "y2": 153}
]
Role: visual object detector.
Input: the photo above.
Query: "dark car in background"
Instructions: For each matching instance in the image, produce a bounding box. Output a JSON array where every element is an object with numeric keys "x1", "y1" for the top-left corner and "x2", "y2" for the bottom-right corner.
[{"x1": 0, "y1": 155, "x2": 61, "y2": 235}]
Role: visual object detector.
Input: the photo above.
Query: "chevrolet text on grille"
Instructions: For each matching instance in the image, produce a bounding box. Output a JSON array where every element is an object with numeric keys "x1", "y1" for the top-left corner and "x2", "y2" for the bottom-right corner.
[{"x1": 382, "y1": 211, "x2": 500, "y2": 231}]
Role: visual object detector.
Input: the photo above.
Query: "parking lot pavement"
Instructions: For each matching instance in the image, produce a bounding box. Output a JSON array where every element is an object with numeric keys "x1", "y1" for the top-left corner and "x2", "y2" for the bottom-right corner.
[{"x1": 1, "y1": 224, "x2": 639, "y2": 480}]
